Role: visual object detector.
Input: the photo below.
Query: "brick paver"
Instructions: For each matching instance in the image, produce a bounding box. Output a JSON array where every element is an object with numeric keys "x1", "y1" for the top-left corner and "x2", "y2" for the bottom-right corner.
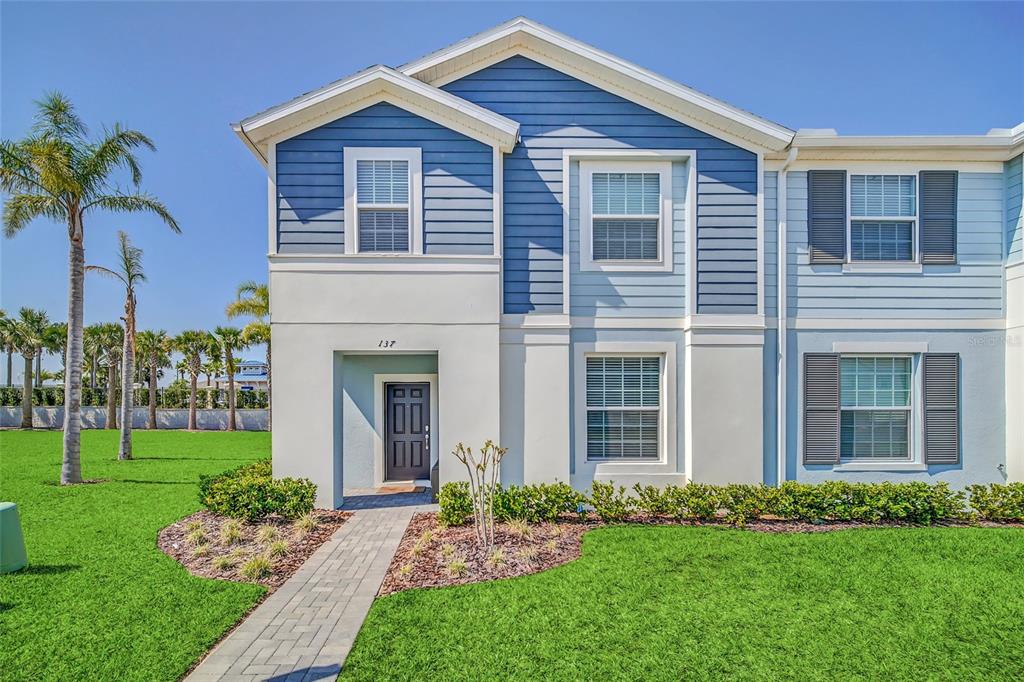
[{"x1": 186, "y1": 491, "x2": 433, "y2": 682}]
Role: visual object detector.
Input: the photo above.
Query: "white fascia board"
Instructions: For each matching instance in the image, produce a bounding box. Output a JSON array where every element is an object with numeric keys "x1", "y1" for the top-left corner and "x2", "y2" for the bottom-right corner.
[
  {"x1": 232, "y1": 65, "x2": 519, "y2": 163},
  {"x1": 785, "y1": 123, "x2": 1024, "y2": 162},
  {"x1": 400, "y1": 17, "x2": 795, "y2": 153}
]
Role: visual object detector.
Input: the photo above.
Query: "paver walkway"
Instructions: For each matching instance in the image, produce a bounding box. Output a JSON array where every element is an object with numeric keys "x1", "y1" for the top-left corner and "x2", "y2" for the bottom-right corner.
[{"x1": 187, "y1": 491, "x2": 433, "y2": 682}]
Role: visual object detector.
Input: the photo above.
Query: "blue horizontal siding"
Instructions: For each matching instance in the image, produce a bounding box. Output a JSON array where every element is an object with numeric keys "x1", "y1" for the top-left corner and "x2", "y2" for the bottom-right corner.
[
  {"x1": 764, "y1": 171, "x2": 778, "y2": 317},
  {"x1": 275, "y1": 102, "x2": 492, "y2": 255},
  {"x1": 787, "y1": 171, "x2": 1005, "y2": 318},
  {"x1": 567, "y1": 161, "x2": 687, "y2": 317},
  {"x1": 1007, "y1": 154, "x2": 1023, "y2": 264},
  {"x1": 443, "y1": 55, "x2": 757, "y2": 315}
]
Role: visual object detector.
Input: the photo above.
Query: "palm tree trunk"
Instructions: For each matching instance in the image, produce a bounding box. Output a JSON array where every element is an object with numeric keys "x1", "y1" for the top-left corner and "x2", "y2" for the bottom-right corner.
[
  {"x1": 118, "y1": 331, "x2": 133, "y2": 459},
  {"x1": 21, "y1": 354, "x2": 33, "y2": 428},
  {"x1": 106, "y1": 359, "x2": 117, "y2": 429},
  {"x1": 148, "y1": 362, "x2": 157, "y2": 430},
  {"x1": 34, "y1": 354, "x2": 42, "y2": 388},
  {"x1": 5, "y1": 349, "x2": 12, "y2": 387},
  {"x1": 90, "y1": 350, "x2": 97, "y2": 389},
  {"x1": 227, "y1": 349, "x2": 237, "y2": 431},
  {"x1": 188, "y1": 373, "x2": 198, "y2": 431},
  {"x1": 61, "y1": 231, "x2": 84, "y2": 484}
]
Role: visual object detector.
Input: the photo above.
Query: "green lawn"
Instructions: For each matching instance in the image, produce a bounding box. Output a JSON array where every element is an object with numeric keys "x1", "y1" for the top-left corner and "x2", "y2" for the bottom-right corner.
[
  {"x1": 343, "y1": 524, "x2": 1024, "y2": 681},
  {"x1": 0, "y1": 429, "x2": 269, "y2": 681}
]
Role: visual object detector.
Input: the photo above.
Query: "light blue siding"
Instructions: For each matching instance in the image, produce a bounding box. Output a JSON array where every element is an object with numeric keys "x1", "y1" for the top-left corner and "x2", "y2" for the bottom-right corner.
[
  {"x1": 1007, "y1": 154, "x2": 1023, "y2": 263},
  {"x1": 275, "y1": 102, "x2": 493, "y2": 255},
  {"x1": 443, "y1": 56, "x2": 757, "y2": 315},
  {"x1": 784, "y1": 329, "x2": 1005, "y2": 487},
  {"x1": 786, "y1": 171, "x2": 1004, "y2": 318},
  {"x1": 567, "y1": 161, "x2": 687, "y2": 317},
  {"x1": 763, "y1": 171, "x2": 778, "y2": 317}
]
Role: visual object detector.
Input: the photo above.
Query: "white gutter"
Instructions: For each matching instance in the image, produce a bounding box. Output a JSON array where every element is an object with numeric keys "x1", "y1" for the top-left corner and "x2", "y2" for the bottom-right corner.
[{"x1": 776, "y1": 146, "x2": 799, "y2": 486}]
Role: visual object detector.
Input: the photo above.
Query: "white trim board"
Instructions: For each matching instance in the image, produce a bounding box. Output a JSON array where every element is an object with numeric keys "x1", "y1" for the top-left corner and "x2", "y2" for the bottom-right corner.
[
  {"x1": 233, "y1": 65, "x2": 519, "y2": 163},
  {"x1": 372, "y1": 373, "x2": 439, "y2": 488}
]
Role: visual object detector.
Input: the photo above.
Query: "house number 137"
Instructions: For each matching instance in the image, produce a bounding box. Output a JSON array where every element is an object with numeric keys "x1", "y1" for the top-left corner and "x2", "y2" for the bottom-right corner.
[{"x1": 378, "y1": 340, "x2": 396, "y2": 348}]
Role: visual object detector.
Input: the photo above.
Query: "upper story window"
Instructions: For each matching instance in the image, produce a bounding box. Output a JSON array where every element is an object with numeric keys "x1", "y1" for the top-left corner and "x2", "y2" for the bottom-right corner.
[
  {"x1": 580, "y1": 160, "x2": 672, "y2": 272},
  {"x1": 839, "y1": 356, "x2": 912, "y2": 460},
  {"x1": 357, "y1": 160, "x2": 410, "y2": 252},
  {"x1": 849, "y1": 175, "x2": 917, "y2": 262},
  {"x1": 585, "y1": 355, "x2": 661, "y2": 460},
  {"x1": 343, "y1": 147, "x2": 423, "y2": 255}
]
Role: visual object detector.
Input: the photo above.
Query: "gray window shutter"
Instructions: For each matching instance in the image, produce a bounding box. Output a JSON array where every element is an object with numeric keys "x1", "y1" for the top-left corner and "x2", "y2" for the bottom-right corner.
[
  {"x1": 803, "y1": 353, "x2": 840, "y2": 464},
  {"x1": 808, "y1": 170, "x2": 847, "y2": 264},
  {"x1": 923, "y1": 353, "x2": 960, "y2": 464},
  {"x1": 920, "y1": 171, "x2": 958, "y2": 264}
]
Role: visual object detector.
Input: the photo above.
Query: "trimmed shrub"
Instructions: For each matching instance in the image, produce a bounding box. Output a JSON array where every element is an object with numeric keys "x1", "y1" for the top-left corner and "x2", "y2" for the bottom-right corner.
[
  {"x1": 968, "y1": 483, "x2": 1024, "y2": 522},
  {"x1": 199, "y1": 460, "x2": 315, "y2": 521},
  {"x1": 588, "y1": 481, "x2": 634, "y2": 523},
  {"x1": 437, "y1": 482, "x2": 474, "y2": 526},
  {"x1": 493, "y1": 482, "x2": 586, "y2": 523},
  {"x1": 633, "y1": 484, "x2": 673, "y2": 518},
  {"x1": 666, "y1": 483, "x2": 722, "y2": 521}
]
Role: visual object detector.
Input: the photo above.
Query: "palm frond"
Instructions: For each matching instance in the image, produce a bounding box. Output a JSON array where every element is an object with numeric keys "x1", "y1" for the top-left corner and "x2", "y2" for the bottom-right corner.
[
  {"x1": 3, "y1": 193, "x2": 64, "y2": 237},
  {"x1": 85, "y1": 264, "x2": 127, "y2": 285},
  {"x1": 84, "y1": 192, "x2": 180, "y2": 233},
  {"x1": 82, "y1": 125, "x2": 155, "y2": 188},
  {"x1": 33, "y1": 92, "x2": 87, "y2": 142}
]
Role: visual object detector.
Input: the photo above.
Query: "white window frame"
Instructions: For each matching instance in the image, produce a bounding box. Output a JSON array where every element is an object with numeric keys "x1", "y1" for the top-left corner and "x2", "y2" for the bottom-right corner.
[
  {"x1": 343, "y1": 147, "x2": 423, "y2": 255},
  {"x1": 584, "y1": 354, "x2": 663, "y2": 462},
  {"x1": 836, "y1": 353, "x2": 923, "y2": 466},
  {"x1": 846, "y1": 173, "x2": 919, "y2": 266},
  {"x1": 580, "y1": 160, "x2": 673, "y2": 272}
]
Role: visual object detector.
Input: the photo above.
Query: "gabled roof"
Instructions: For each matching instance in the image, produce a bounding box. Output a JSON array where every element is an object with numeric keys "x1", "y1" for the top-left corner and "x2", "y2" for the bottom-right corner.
[
  {"x1": 233, "y1": 65, "x2": 520, "y2": 163},
  {"x1": 400, "y1": 17, "x2": 796, "y2": 153}
]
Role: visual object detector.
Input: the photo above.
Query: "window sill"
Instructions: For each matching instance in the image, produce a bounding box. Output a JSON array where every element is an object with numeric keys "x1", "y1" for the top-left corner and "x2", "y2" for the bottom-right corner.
[
  {"x1": 580, "y1": 260, "x2": 673, "y2": 273},
  {"x1": 832, "y1": 461, "x2": 928, "y2": 473},
  {"x1": 842, "y1": 262, "x2": 922, "y2": 274}
]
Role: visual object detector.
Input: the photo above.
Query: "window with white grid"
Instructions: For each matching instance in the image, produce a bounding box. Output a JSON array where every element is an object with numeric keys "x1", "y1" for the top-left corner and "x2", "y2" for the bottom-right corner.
[
  {"x1": 590, "y1": 172, "x2": 661, "y2": 261},
  {"x1": 849, "y1": 174, "x2": 917, "y2": 262},
  {"x1": 840, "y1": 356, "x2": 912, "y2": 460},
  {"x1": 585, "y1": 356, "x2": 660, "y2": 459},
  {"x1": 356, "y1": 159, "x2": 410, "y2": 253}
]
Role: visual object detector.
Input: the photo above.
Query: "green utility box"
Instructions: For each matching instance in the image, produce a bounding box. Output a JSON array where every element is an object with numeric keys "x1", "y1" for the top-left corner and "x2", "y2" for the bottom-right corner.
[{"x1": 1, "y1": 501, "x2": 28, "y2": 573}]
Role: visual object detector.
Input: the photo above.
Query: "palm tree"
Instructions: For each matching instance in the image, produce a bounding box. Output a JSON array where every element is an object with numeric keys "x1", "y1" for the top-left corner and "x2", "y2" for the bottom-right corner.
[
  {"x1": 8, "y1": 308, "x2": 50, "y2": 428},
  {"x1": 88, "y1": 231, "x2": 145, "y2": 459},
  {"x1": 201, "y1": 355, "x2": 223, "y2": 409},
  {"x1": 40, "y1": 322, "x2": 67, "y2": 387},
  {"x1": 174, "y1": 358, "x2": 188, "y2": 383},
  {"x1": 0, "y1": 310, "x2": 14, "y2": 387},
  {"x1": 174, "y1": 330, "x2": 209, "y2": 431},
  {"x1": 83, "y1": 323, "x2": 105, "y2": 391},
  {"x1": 1, "y1": 93, "x2": 179, "y2": 484},
  {"x1": 136, "y1": 330, "x2": 170, "y2": 429},
  {"x1": 226, "y1": 282, "x2": 270, "y2": 423},
  {"x1": 95, "y1": 322, "x2": 123, "y2": 430},
  {"x1": 213, "y1": 327, "x2": 247, "y2": 431}
]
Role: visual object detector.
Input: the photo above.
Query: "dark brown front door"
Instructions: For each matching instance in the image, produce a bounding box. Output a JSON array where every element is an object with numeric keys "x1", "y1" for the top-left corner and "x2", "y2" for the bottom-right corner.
[{"x1": 385, "y1": 383, "x2": 430, "y2": 481}]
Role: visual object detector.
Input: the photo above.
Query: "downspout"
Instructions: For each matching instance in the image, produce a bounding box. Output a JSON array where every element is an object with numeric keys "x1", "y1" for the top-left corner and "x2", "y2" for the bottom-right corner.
[{"x1": 776, "y1": 146, "x2": 799, "y2": 486}]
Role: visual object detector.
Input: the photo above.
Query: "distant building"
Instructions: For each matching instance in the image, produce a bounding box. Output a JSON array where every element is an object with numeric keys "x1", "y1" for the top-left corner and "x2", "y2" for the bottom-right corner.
[{"x1": 198, "y1": 359, "x2": 269, "y2": 391}]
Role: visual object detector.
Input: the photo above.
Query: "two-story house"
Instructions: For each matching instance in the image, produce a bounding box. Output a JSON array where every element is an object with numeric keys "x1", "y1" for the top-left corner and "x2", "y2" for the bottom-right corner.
[{"x1": 233, "y1": 17, "x2": 1024, "y2": 508}]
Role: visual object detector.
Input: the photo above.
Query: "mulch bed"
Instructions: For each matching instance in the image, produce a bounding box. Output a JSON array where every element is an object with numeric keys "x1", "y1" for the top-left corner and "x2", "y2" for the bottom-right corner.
[
  {"x1": 158, "y1": 509, "x2": 349, "y2": 590},
  {"x1": 381, "y1": 511, "x2": 1023, "y2": 595},
  {"x1": 379, "y1": 513, "x2": 593, "y2": 596}
]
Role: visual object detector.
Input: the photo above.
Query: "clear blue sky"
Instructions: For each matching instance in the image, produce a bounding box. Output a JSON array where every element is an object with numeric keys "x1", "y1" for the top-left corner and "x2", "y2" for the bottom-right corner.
[{"x1": 2, "y1": 1, "x2": 1022, "y2": 380}]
